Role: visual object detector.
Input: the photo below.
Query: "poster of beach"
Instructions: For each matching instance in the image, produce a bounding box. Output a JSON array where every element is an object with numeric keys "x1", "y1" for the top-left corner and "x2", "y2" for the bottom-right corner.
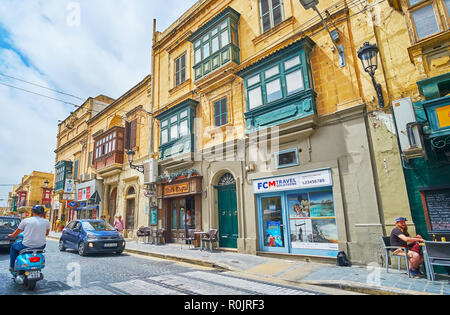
[{"x1": 308, "y1": 190, "x2": 335, "y2": 217}]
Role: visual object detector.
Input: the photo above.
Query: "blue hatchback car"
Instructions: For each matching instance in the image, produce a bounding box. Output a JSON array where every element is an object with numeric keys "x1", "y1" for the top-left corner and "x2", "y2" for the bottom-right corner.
[{"x1": 59, "y1": 220, "x2": 126, "y2": 256}]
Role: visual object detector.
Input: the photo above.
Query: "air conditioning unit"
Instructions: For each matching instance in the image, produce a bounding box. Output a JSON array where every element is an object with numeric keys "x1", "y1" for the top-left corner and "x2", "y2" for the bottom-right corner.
[
  {"x1": 144, "y1": 159, "x2": 158, "y2": 184},
  {"x1": 80, "y1": 173, "x2": 96, "y2": 182},
  {"x1": 392, "y1": 97, "x2": 426, "y2": 162}
]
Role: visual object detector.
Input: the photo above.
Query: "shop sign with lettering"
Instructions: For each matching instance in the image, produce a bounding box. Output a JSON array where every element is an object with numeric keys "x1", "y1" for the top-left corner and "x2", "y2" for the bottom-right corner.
[
  {"x1": 164, "y1": 183, "x2": 190, "y2": 196},
  {"x1": 253, "y1": 169, "x2": 332, "y2": 194}
]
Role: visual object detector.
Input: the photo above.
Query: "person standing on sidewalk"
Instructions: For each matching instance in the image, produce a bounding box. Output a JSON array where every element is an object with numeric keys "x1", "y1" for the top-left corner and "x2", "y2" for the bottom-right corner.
[
  {"x1": 114, "y1": 215, "x2": 124, "y2": 233},
  {"x1": 390, "y1": 217, "x2": 424, "y2": 277}
]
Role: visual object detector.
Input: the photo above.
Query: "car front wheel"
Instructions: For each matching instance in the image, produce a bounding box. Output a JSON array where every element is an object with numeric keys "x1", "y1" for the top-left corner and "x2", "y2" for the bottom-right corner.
[
  {"x1": 59, "y1": 240, "x2": 66, "y2": 252},
  {"x1": 78, "y1": 242, "x2": 87, "y2": 256}
]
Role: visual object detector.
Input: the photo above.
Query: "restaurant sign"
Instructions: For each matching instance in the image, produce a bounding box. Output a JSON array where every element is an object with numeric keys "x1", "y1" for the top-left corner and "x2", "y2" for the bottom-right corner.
[
  {"x1": 164, "y1": 183, "x2": 190, "y2": 196},
  {"x1": 253, "y1": 169, "x2": 332, "y2": 194}
]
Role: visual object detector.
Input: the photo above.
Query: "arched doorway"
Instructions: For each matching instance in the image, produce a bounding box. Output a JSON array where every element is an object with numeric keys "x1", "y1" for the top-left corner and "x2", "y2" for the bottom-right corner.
[
  {"x1": 217, "y1": 173, "x2": 238, "y2": 249},
  {"x1": 126, "y1": 186, "x2": 136, "y2": 231},
  {"x1": 109, "y1": 187, "x2": 117, "y2": 225}
]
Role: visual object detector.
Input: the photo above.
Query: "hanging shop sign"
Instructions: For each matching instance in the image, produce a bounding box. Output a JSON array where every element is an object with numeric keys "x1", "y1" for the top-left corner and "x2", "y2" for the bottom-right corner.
[
  {"x1": 151, "y1": 208, "x2": 158, "y2": 225},
  {"x1": 253, "y1": 169, "x2": 332, "y2": 194},
  {"x1": 64, "y1": 179, "x2": 74, "y2": 194}
]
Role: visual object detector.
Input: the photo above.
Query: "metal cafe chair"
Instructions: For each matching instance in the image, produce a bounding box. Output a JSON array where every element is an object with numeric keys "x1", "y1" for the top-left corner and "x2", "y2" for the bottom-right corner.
[
  {"x1": 423, "y1": 241, "x2": 450, "y2": 283},
  {"x1": 136, "y1": 226, "x2": 152, "y2": 244},
  {"x1": 181, "y1": 229, "x2": 197, "y2": 249},
  {"x1": 201, "y1": 229, "x2": 219, "y2": 252},
  {"x1": 381, "y1": 236, "x2": 411, "y2": 277}
]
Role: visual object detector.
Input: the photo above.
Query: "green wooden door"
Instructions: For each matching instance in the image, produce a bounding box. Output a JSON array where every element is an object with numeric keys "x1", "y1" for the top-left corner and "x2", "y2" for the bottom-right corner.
[{"x1": 218, "y1": 185, "x2": 238, "y2": 249}]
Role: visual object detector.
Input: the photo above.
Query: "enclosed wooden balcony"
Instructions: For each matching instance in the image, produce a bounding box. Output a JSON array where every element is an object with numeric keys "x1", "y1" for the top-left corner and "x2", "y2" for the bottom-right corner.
[{"x1": 93, "y1": 126, "x2": 125, "y2": 175}]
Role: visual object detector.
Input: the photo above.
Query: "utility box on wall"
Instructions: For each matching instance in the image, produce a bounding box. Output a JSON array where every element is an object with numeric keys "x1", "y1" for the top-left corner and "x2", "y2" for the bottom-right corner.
[
  {"x1": 144, "y1": 159, "x2": 158, "y2": 184},
  {"x1": 392, "y1": 97, "x2": 425, "y2": 161}
]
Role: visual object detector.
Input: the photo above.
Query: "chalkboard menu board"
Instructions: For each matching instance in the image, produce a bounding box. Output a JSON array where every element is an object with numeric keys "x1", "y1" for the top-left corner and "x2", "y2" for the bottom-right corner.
[{"x1": 422, "y1": 188, "x2": 450, "y2": 232}]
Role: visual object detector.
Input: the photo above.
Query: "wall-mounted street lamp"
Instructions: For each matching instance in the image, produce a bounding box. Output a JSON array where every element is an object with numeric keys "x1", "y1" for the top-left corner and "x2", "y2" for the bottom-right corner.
[
  {"x1": 298, "y1": 0, "x2": 345, "y2": 67},
  {"x1": 44, "y1": 180, "x2": 49, "y2": 188},
  {"x1": 357, "y1": 42, "x2": 385, "y2": 108},
  {"x1": 127, "y1": 150, "x2": 145, "y2": 174}
]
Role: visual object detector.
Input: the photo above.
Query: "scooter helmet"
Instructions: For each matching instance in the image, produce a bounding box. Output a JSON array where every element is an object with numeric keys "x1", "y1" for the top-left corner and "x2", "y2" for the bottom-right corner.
[{"x1": 32, "y1": 205, "x2": 45, "y2": 216}]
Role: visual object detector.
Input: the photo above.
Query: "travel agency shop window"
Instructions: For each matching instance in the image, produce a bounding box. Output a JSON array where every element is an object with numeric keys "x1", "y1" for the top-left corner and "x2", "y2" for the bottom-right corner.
[
  {"x1": 253, "y1": 169, "x2": 339, "y2": 258},
  {"x1": 188, "y1": 7, "x2": 240, "y2": 81},
  {"x1": 237, "y1": 37, "x2": 316, "y2": 133}
]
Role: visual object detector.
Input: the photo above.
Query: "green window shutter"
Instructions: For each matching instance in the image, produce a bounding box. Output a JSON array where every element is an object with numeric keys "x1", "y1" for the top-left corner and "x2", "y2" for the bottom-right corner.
[
  {"x1": 214, "y1": 98, "x2": 228, "y2": 127},
  {"x1": 73, "y1": 160, "x2": 79, "y2": 180}
]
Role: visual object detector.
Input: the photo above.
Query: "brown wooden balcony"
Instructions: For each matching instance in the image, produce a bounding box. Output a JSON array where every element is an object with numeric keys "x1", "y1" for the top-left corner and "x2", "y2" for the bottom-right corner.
[{"x1": 93, "y1": 126, "x2": 125, "y2": 175}]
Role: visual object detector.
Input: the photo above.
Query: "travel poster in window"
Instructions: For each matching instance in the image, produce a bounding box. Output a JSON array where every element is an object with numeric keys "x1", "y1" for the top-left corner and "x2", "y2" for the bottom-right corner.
[{"x1": 287, "y1": 190, "x2": 338, "y2": 250}]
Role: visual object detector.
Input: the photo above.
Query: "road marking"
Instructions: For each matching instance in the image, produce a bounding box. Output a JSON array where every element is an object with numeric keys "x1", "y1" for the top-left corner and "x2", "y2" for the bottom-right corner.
[
  {"x1": 178, "y1": 271, "x2": 316, "y2": 295},
  {"x1": 55, "y1": 271, "x2": 318, "y2": 295},
  {"x1": 110, "y1": 279, "x2": 185, "y2": 295},
  {"x1": 149, "y1": 274, "x2": 250, "y2": 295},
  {"x1": 59, "y1": 286, "x2": 114, "y2": 295}
]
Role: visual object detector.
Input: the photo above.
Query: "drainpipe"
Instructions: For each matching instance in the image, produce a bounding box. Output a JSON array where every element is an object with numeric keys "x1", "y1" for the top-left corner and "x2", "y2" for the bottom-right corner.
[{"x1": 147, "y1": 18, "x2": 157, "y2": 228}]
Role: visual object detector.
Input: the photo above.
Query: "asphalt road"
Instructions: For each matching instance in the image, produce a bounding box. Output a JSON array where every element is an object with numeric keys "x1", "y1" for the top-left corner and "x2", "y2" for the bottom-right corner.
[{"x1": 0, "y1": 239, "x2": 328, "y2": 296}]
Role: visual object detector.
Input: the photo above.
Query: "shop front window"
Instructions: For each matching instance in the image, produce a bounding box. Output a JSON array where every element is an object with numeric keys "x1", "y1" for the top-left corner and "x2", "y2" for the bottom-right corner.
[
  {"x1": 261, "y1": 196, "x2": 285, "y2": 248},
  {"x1": 286, "y1": 190, "x2": 338, "y2": 251}
]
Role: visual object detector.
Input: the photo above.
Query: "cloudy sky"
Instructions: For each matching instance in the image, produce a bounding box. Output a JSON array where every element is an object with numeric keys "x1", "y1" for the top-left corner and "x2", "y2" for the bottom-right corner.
[{"x1": 0, "y1": 0, "x2": 198, "y2": 206}]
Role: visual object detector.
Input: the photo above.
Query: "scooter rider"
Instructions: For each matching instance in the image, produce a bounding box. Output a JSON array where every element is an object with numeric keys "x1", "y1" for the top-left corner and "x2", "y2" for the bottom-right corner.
[{"x1": 8, "y1": 205, "x2": 50, "y2": 272}]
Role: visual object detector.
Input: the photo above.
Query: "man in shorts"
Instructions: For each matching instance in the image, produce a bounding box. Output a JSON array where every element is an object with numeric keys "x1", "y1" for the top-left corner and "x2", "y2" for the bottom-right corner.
[{"x1": 390, "y1": 217, "x2": 424, "y2": 277}]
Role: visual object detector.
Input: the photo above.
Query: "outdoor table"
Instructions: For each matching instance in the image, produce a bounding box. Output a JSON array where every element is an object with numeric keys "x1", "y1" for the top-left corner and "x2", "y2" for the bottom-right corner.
[
  {"x1": 418, "y1": 242, "x2": 433, "y2": 280},
  {"x1": 194, "y1": 231, "x2": 209, "y2": 250}
]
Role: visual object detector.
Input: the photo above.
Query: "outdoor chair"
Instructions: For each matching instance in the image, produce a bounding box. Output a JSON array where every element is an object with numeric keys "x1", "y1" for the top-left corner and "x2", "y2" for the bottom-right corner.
[
  {"x1": 136, "y1": 226, "x2": 152, "y2": 244},
  {"x1": 181, "y1": 229, "x2": 197, "y2": 249},
  {"x1": 156, "y1": 228, "x2": 166, "y2": 245},
  {"x1": 423, "y1": 241, "x2": 450, "y2": 283},
  {"x1": 201, "y1": 229, "x2": 219, "y2": 251},
  {"x1": 381, "y1": 236, "x2": 411, "y2": 277}
]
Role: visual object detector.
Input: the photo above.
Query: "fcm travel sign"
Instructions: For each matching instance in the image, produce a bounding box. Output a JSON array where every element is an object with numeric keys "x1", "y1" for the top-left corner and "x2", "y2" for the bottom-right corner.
[{"x1": 253, "y1": 170, "x2": 332, "y2": 194}]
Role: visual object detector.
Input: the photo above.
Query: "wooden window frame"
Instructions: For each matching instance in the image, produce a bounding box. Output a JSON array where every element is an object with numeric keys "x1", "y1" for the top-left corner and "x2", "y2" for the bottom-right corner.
[
  {"x1": 404, "y1": 0, "x2": 450, "y2": 43},
  {"x1": 274, "y1": 148, "x2": 299, "y2": 169},
  {"x1": 258, "y1": 0, "x2": 285, "y2": 34},
  {"x1": 94, "y1": 131, "x2": 118, "y2": 161},
  {"x1": 160, "y1": 110, "x2": 190, "y2": 145},
  {"x1": 73, "y1": 159, "x2": 79, "y2": 180},
  {"x1": 124, "y1": 119, "x2": 137, "y2": 150},
  {"x1": 244, "y1": 52, "x2": 305, "y2": 112},
  {"x1": 175, "y1": 53, "x2": 186, "y2": 87},
  {"x1": 192, "y1": 16, "x2": 239, "y2": 81},
  {"x1": 213, "y1": 97, "x2": 228, "y2": 127},
  {"x1": 442, "y1": 0, "x2": 450, "y2": 28},
  {"x1": 193, "y1": 20, "x2": 231, "y2": 67}
]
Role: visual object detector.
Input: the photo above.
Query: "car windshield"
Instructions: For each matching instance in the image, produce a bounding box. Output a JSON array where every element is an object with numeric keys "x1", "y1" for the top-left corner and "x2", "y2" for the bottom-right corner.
[
  {"x1": 82, "y1": 221, "x2": 115, "y2": 231},
  {"x1": 0, "y1": 218, "x2": 20, "y2": 230}
]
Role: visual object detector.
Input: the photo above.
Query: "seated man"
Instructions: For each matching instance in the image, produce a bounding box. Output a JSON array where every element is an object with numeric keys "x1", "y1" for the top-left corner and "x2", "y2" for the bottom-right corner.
[
  {"x1": 8, "y1": 205, "x2": 50, "y2": 272},
  {"x1": 390, "y1": 217, "x2": 424, "y2": 277}
]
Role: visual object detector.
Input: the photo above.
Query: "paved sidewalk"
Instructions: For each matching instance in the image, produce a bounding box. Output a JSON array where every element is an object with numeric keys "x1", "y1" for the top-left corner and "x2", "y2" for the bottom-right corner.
[{"x1": 48, "y1": 232, "x2": 450, "y2": 295}]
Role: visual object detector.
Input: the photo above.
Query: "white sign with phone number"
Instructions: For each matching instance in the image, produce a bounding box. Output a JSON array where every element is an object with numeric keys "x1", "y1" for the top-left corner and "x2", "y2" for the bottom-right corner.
[{"x1": 253, "y1": 169, "x2": 332, "y2": 194}]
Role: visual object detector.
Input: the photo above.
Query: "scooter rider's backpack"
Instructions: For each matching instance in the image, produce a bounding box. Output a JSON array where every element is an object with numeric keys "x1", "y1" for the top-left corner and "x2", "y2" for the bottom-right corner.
[{"x1": 336, "y1": 251, "x2": 351, "y2": 267}]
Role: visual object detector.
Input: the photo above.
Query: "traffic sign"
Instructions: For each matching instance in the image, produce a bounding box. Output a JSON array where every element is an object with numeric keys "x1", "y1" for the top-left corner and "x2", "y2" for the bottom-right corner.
[{"x1": 67, "y1": 201, "x2": 78, "y2": 209}]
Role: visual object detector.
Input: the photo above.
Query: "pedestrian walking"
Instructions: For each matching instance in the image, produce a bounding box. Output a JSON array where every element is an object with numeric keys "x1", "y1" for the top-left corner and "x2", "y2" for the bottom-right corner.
[{"x1": 114, "y1": 215, "x2": 124, "y2": 233}]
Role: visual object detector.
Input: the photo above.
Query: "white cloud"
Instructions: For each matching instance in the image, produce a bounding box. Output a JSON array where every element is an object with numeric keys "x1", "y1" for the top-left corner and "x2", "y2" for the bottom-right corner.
[{"x1": 0, "y1": 0, "x2": 197, "y2": 205}]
